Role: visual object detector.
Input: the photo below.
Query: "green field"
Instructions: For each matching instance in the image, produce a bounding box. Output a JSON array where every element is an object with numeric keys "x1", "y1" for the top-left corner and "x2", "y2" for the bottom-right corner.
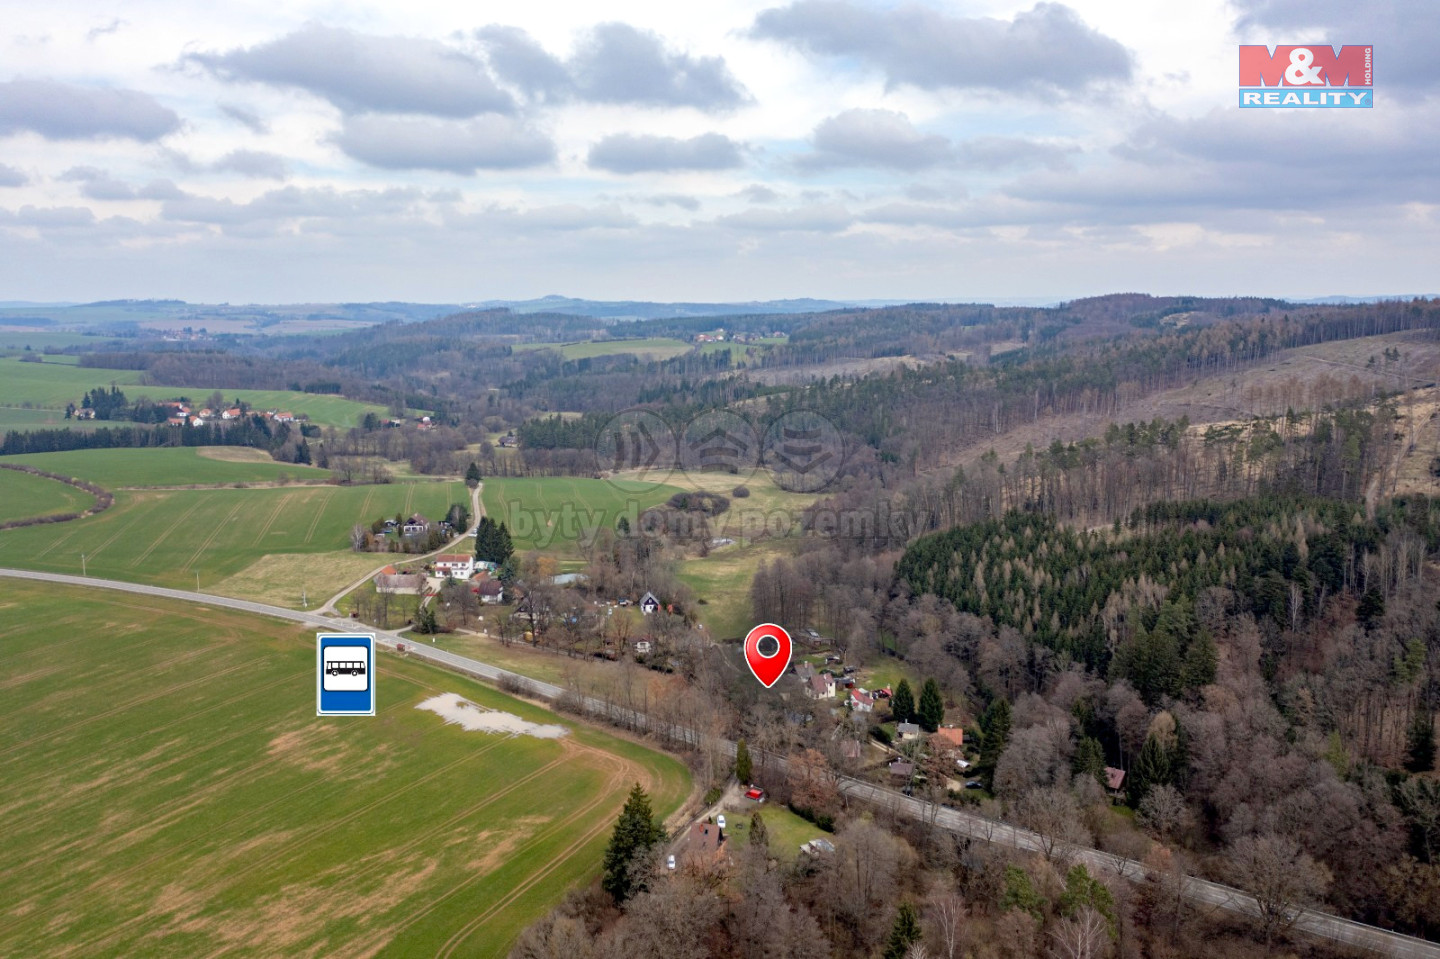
[
  {"x1": 0, "y1": 582, "x2": 690, "y2": 958},
  {"x1": 0, "y1": 407, "x2": 99, "y2": 432},
  {"x1": 0, "y1": 357, "x2": 389, "y2": 428},
  {"x1": 0, "y1": 480, "x2": 468, "y2": 593},
  {"x1": 481, "y1": 476, "x2": 683, "y2": 554},
  {"x1": 0, "y1": 468, "x2": 94, "y2": 523},
  {"x1": 514, "y1": 337, "x2": 692, "y2": 361},
  {"x1": 3, "y1": 447, "x2": 331, "y2": 488},
  {"x1": 0, "y1": 331, "x2": 125, "y2": 353}
]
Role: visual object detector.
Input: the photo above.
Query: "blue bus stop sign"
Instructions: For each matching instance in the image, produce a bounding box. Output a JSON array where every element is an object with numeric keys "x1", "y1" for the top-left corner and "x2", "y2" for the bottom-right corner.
[{"x1": 317, "y1": 633, "x2": 376, "y2": 716}]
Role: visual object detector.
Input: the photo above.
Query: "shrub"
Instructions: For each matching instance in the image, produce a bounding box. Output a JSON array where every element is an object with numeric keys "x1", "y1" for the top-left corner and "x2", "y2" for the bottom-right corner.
[
  {"x1": 732, "y1": 485, "x2": 750, "y2": 498},
  {"x1": 703, "y1": 786, "x2": 723, "y2": 806}
]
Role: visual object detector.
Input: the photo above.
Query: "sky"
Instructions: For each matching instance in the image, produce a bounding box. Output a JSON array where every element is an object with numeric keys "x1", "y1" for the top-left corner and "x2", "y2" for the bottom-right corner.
[{"x1": 0, "y1": 0, "x2": 1435, "y2": 303}]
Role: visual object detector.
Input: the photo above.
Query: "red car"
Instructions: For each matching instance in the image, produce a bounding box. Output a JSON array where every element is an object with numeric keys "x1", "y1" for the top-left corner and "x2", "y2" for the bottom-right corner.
[{"x1": 745, "y1": 787, "x2": 766, "y2": 802}]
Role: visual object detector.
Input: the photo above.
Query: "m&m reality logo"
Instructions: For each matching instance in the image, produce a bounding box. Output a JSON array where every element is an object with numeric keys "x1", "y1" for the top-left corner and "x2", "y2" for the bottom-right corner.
[{"x1": 1239, "y1": 45, "x2": 1373, "y2": 108}]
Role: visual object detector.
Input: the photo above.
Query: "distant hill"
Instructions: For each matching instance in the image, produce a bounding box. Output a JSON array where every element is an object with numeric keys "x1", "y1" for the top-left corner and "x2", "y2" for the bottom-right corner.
[{"x1": 457, "y1": 295, "x2": 910, "y2": 320}]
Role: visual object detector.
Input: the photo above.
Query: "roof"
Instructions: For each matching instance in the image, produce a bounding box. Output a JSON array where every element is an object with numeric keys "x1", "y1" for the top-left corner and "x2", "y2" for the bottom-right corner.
[
  {"x1": 850, "y1": 689, "x2": 873, "y2": 705},
  {"x1": 801, "y1": 838, "x2": 835, "y2": 855},
  {"x1": 933, "y1": 727, "x2": 965, "y2": 747},
  {"x1": 896, "y1": 722, "x2": 921, "y2": 736},
  {"x1": 808, "y1": 674, "x2": 832, "y2": 696},
  {"x1": 475, "y1": 579, "x2": 504, "y2": 596},
  {"x1": 639, "y1": 591, "x2": 659, "y2": 606},
  {"x1": 796, "y1": 661, "x2": 817, "y2": 681},
  {"x1": 689, "y1": 822, "x2": 724, "y2": 854},
  {"x1": 435, "y1": 554, "x2": 471, "y2": 563},
  {"x1": 888, "y1": 760, "x2": 914, "y2": 778},
  {"x1": 1105, "y1": 766, "x2": 1126, "y2": 791}
]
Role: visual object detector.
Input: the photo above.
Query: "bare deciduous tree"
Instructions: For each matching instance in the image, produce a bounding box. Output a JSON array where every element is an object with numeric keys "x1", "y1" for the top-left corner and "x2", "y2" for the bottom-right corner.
[
  {"x1": 924, "y1": 888, "x2": 968, "y2": 959},
  {"x1": 1049, "y1": 906, "x2": 1111, "y2": 959},
  {"x1": 1226, "y1": 833, "x2": 1330, "y2": 945}
]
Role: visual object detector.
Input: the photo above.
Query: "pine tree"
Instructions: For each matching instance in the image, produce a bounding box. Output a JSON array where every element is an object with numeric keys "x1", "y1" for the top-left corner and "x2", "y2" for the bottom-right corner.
[
  {"x1": 414, "y1": 603, "x2": 439, "y2": 634},
  {"x1": 891, "y1": 679, "x2": 915, "y2": 725},
  {"x1": 978, "y1": 698, "x2": 1011, "y2": 790},
  {"x1": 1127, "y1": 732, "x2": 1173, "y2": 807},
  {"x1": 464, "y1": 461, "x2": 482, "y2": 488},
  {"x1": 601, "y1": 783, "x2": 666, "y2": 903},
  {"x1": 1072, "y1": 736, "x2": 1106, "y2": 787},
  {"x1": 735, "y1": 739, "x2": 753, "y2": 783},
  {"x1": 1407, "y1": 705, "x2": 1436, "y2": 774},
  {"x1": 1181, "y1": 631, "x2": 1217, "y2": 692},
  {"x1": 749, "y1": 809, "x2": 768, "y2": 850},
  {"x1": 882, "y1": 901, "x2": 922, "y2": 959},
  {"x1": 494, "y1": 522, "x2": 514, "y2": 564},
  {"x1": 918, "y1": 678, "x2": 944, "y2": 732}
]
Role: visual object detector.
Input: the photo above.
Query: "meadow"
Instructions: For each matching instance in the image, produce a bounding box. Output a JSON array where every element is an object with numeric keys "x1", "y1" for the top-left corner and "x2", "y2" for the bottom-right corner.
[
  {"x1": 0, "y1": 582, "x2": 690, "y2": 958},
  {"x1": 513, "y1": 337, "x2": 692, "y2": 361},
  {"x1": 0, "y1": 407, "x2": 98, "y2": 433},
  {"x1": 481, "y1": 476, "x2": 683, "y2": 554},
  {"x1": 0, "y1": 357, "x2": 388, "y2": 428},
  {"x1": 0, "y1": 468, "x2": 94, "y2": 523},
  {"x1": 3, "y1": 447, "x2": 331, "y2": 488},
  {"x1": 0, "y1": 480, "x2": 469, "y2": 597}
]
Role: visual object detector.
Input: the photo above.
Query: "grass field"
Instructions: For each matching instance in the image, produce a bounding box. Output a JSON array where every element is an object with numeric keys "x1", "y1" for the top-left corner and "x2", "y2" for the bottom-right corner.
[
  {"x1": 0, "y1": 407, "x2": 99, "y2": 432},
  {"x1": 3, "y1": 447, "x2": 331, "y2": 488},
  {"x1": 0, "y1": 480, "x2": 468, "y2": 594},
  {"x1": 0, "y1": 582, "x2": 690, "y2": 958},
  {"x1": 0, "y1": 331, "x2": 125, "y2": 353},
  {"x1": 0, "y1": 468, "x2": 94, "y2": 523},
  {"x1": 720, "y1": 805, "x2": 827, "y2": 862},
  {"x1": 0, "y1": 357, "x2": 389, "y2": 428},
  {"x1": 481, "y1": 476, "x2": 683, "y2": 554},
  {"x1": 514, "y1": 338, "x2": 692, "y2": 361}
]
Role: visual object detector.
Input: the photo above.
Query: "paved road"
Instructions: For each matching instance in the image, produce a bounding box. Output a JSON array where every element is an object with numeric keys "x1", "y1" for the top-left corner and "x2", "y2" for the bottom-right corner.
[{"x1": 3, "y1": 567, "x2": 1436, "y2": 958}]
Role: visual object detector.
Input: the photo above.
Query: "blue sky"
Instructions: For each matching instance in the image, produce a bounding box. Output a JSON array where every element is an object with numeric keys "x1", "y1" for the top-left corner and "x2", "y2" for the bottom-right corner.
[{"x1": 0, "y1": 0, "x2": 1434, "y2": 302}]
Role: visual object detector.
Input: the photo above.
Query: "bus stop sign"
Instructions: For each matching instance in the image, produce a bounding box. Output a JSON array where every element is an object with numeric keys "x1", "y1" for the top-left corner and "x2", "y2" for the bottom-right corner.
[{"x1": 317, "y1": 633, "x2": 376, "y2": 716}]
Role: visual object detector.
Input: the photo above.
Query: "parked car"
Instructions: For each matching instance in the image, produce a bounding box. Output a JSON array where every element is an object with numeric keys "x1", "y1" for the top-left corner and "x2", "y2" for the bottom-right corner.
[
  {"x1": 842, "y1": 665, "x2": 857, "y2": 674},
  {"x1": 964, "y1": 780, "x2": 985, "y2": 790},
  {"x1": 666, "y1": 854, "x2": 676, "y2": 870},
  {"x1": 824, "y1": 654, "x2": 841, "y2": 663},
  {"x1": 745, "y1": 787, "x2": 766, "y2": 802},
  {"x1": 716, "y1": 814, "x2": 726, "y2": 829}
]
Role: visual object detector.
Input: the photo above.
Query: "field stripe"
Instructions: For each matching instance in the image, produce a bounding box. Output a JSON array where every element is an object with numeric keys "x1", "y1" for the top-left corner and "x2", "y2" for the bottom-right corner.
[
  {"x1": 83, "y1": 508, "x2": 153, "y2": 563},
  {"x1": 128, "y1": 497, "x2": 205, "y2": 569},
  {"x1": 357, "y1": 485, "x2": 376, "y2": 527},
  {"x1": 181, "y1": 498, "x2": 246, "y2": 572},
  {"x1": 302, "y1": 489, "x2": 333, "y2": 544},
  {"x1": 31, "y1": 520, "x2": 84, "y2": 559},
  {"x1": 428, "y1": 747, "x2": 631, "y2": 958},
  {"x1": 249, "y1": 493, "x2": 290, "y2": 546},
  {"x1": 403, "y1": 482, "x2": 415, "y2": 517}
]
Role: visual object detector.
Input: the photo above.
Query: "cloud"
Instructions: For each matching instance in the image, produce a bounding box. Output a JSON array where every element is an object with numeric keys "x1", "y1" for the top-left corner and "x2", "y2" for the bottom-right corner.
[
  {"x1": 570, "y1": 23, "x2": 748, "y2": 110},
  {"x1": 61, "y1": 166, "x2": 185, "y2": 201},
  {"x1": 0, "y1": 79, "x2": 180, "y2": 141},
  {"x1": 589, "y1": 132, "x2": 743, "y2": 173},
  {"x1": 211, "y1": 149, "x2": 288, "y2": 180},
  {"x1": 804, "y1": 109, "x2": 952, "y2": 170},
  {"x1": 0, "y1": 205, "x2": 96, "y2": 228},
  {"x1": 159, "y1": 185, "x2": 429, "y2": 226},
  {"x1": 737, "y1": 185, "x2": 780, "y2": 204},
  {"x1": 716, "y1": 203, "x2": 852, "y2": 232},
  {"x1": 218, "y1": 102, "x2": 268, "y2": 134},
  {"x1": 476, "y1": 25, "x2": 572, "y2": 100},
  {"x1": 751, "y1": 1, "x2": 1131, "y2": 95},
  {"x1": 332, "y1": 115, "x2": 554, "y2": 173},
  {"x1": 86, "y1": 19, "x2": 126, "y2": 41},
  {"x1": 641, "y1": 194, "x2": 701, "y2": 211},
  {"x1": 192, "y1": 23, "x2": 514, "y2": 117},
  {"x1": 0, "y1": 163, "x2": 26, "y2": 187},
  {"x1": 954, "y1": 137, "x2": 1077, "y2": 172}
]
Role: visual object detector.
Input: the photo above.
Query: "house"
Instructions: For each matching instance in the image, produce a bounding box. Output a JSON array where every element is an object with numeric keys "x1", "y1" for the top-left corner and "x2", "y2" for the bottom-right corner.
[
  {"x1": 807, "y1": 673, "x2": 835, "y2": 700},
  {"x1": 896, "y1": 722, "x2": 921, "y2": 740},
  {"x1": 932, "y1": 727, "x2": 965, "y2": 749},
  {"x1": 888, "y1": 760, "x2": 915, "y2": 780},
  {"x1": 633, "y1": 639, "x2": 652, "y2": 655},
  {"x1": 273, "y1": 411, "x2": 295, "y2": 423},
  {"x1": 475, "y1": 579, "x2": 504, "y2": 605},
  {"x1": 850, "y1": 690, "x2": 874, "y2": 713},
  {"x1": 433, "y1": 554, "x2": 475, "y2": 579},
  {"x1": 873, "y1": 687, "x2": 892, "y2": 699},
  {"x1": 639, "y1": 591, "x2": 660, "y2": 615},
  {"x1": 796, "y1": 661, "x2": 817, "y2": 683},
  {"x1": 221, "y1": 407, "x2": 242, "y2": 420},
  {"x1": 1105, "y1": 766, "x2": 1126, "y2": 800},
  {"x1": 839, "y1": 740, "x2": 863, "y2": 762},
  {"x1": 686, "y1": 821, "x2": 725, "y2": 860},
  {"x1": 402, "y1": 514, "x2": 430, "y2": 536},
  {"x1": 375, "y1": 571, "x2": 426, "y2": 594},
  {"x1": 166, "y1": 415, "x2": 187, "y2": 427}
]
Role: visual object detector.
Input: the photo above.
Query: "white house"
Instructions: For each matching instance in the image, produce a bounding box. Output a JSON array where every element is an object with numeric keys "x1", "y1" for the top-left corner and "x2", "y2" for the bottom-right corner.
[
  {"x1": 639, "y1": 591, "x2": 660, "y2": 615},
  {"x1": 850, "y1": 689, "x2": 874, "y2": 713},
  {"x1": 402, "y1": 514, "x2": 430, "y2": 536},
  {"x1": 475, "y1": 578, "x2": 504, "y2": 605},
  {"x1": 433, "y1": 554, "x2": 475, "y2": 579},
  {"x1": 807, "y1": 673, "x2": 836, "y2": 700},
  {"x1": 896, "y1": 721, "x2": 921, "y2": 740}
]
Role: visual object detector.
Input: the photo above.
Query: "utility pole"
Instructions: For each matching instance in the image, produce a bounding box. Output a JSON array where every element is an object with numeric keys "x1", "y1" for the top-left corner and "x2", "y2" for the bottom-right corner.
[
  {"x1": 81, "y1": 553, "x2": 86, "y2": 576},
  {"x1": 195, "y1": 570, "x2": 200, "y2": 592}
]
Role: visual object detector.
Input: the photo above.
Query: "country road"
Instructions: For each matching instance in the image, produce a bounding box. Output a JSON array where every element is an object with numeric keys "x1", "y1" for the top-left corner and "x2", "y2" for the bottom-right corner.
[{"x1": 2, "y1": 566, "x2": 1437, "y2": 958}]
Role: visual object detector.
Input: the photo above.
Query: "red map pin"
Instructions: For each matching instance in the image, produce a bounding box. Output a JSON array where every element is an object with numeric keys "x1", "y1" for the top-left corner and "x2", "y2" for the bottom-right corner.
[{"x1": 743, "y1": 623, "x2": 792, "y2": 688}]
